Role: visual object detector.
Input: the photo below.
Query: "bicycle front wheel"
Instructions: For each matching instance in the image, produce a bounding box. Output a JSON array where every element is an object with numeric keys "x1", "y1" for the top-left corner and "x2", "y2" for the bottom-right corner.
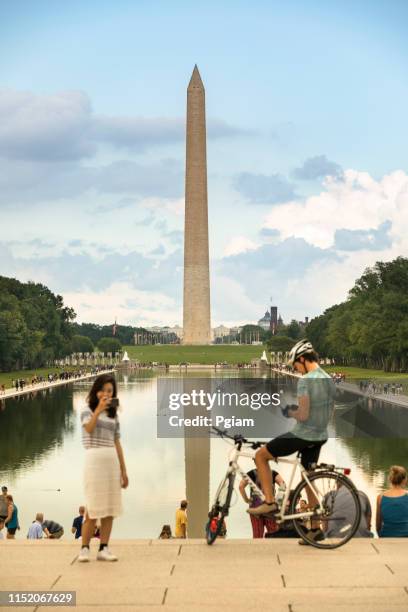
[
  {"x1": 290, "y1": 471, "x2": 361, "y2": 549},
  {"x1": 206, "y1": 472, "x2": 235, "y2": 545}
]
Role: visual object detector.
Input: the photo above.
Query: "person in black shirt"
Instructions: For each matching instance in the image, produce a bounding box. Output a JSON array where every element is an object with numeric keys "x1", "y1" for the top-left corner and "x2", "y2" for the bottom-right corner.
[
  {"x1": 71, "y1": 506, "x2": 85, "y2": 539},
  {"x1": 42, "y1": 519, "x2": 64, "y2": 539}
]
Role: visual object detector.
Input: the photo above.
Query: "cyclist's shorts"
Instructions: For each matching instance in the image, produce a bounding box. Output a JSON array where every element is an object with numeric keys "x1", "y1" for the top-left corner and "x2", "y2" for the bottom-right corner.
[{"x1": 266, "y1": 433, "x2": 326, "y2": 470}]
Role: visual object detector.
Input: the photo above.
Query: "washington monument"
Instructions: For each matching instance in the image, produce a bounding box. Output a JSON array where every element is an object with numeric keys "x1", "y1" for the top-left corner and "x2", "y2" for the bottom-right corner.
[{"x1": 183, "y1": 65, "x2": 211, "y2": 345}]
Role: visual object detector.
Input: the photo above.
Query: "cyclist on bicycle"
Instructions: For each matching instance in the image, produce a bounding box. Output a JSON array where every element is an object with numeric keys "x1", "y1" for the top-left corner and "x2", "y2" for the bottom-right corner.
[{"x1": 248, "y1": 339, "x2": 335, "y2": 537}]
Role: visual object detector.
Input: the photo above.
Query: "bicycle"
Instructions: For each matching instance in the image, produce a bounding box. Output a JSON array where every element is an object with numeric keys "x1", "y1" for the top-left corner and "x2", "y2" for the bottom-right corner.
[{"x1": 206, "y1": 427, "x2": 361, "y2": 549}]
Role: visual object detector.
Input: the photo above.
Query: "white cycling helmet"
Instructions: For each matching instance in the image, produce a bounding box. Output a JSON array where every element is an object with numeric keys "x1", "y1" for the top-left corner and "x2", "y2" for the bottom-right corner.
[{"x1": 287, "y1": 339, "x2": 315, "y2": 366}]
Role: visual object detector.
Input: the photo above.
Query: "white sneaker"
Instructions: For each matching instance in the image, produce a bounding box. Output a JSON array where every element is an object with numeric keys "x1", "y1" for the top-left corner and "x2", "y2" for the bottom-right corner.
[
  {"x1": 97, "y1": 547, "x2": 118, "y2": 562},
  {"x1": 78, "y1": 547, "x2": 90, "y2": 562}
]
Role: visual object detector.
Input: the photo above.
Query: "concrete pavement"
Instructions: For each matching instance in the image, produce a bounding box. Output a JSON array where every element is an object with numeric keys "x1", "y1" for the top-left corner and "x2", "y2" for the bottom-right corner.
[
  {"x1": 271, "y1": 367, "x2": 408, "y2": 408},
  {"x1": 1, "y1": 539, "x2": 408, "y2": 611},
  {"x1": 1, "y1": 370, "x2": 116, "y2": 401}
]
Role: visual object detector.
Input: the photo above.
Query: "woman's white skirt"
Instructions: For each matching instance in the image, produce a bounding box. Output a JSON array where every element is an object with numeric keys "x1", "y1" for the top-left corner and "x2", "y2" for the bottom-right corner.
[{"x1": 84, "y1": 447, "x2": 122, "y2": 519}]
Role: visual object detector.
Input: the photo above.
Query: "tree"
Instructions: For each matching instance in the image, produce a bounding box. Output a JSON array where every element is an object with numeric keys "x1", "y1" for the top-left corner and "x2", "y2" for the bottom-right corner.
[
  {"x1": 98, "y1": 337, "x2": 122, "y2": 355},
  {"x1": 71, "y1": 335, "x2": 94, "y2": 354},
  {"x1": 0, "y1": 276, "x2": 76, "y2": 371},
  {"x1": 267, "y1": 335, "x2": 294, "y2": 353},
  {"x1": 306, "y1": 257, "x2": 408, "y2": 371},
  {"x1": 286, "y1": 320, "x2": 302, "y2": 340},
  {"x1": 239, "y1": 324, "x2": 268, "y2": 343}
]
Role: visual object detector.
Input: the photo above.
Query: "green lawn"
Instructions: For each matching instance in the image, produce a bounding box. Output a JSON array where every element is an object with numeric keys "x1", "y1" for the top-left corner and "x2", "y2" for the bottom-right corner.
[
  {"x1": 124, "y1": 344, "x2": 267, "y2": 365},
  {"x1": 324, "y1": 365, "x2": 408, "y2": 381},
  {"x1": 0, "y1": 366, "x2": 89, "y2": 390}
]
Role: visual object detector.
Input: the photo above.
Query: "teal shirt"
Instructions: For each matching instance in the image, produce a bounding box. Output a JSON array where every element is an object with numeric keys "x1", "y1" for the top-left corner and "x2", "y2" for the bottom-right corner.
[
  {"x1": 379, "y1": 495, "x2": 408, "y2": 537},
  {"x1": 7, "y1": 504, "x2": 19, "y2": 529},
  {"x1": 291, "y1": 367, "x2": 335, "y2": 441}
]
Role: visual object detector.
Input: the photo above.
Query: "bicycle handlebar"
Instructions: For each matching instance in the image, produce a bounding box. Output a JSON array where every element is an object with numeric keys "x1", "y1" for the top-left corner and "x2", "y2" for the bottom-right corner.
[{"x1": 210, "y1": 426, "x2": 266, "y2": 450}]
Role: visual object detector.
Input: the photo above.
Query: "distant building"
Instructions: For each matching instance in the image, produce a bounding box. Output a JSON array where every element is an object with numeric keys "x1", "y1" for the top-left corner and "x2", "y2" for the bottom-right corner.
[
  {"x1": 270, "y1": 306, "x2": 278, "y2": 334},
  {"x1": 298, "y1": 316, "x2": 309, "y2": 329},
  {"x1": 168, "y1": 325, "x2": 184, "y2": 340},
  {"x1": 134, "y1": 325, "x2": 182, "y2": 345},
  {"x1": 257, "y1": 311, "x2": 271, "y2": 330},
  {"x1": 213, "y1": 325, "x2": 230, "y2": 338}
]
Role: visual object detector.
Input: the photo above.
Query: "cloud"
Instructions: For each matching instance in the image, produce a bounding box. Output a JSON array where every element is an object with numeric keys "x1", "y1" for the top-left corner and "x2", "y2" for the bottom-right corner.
[
  {"x1": 259, "y1": 228, "x2": 280, "y2": 243},
  {"x1": 263, "y1": 169, "x2": 408, "y2": 250},
  {"x1": 211, "y1": 275, "x2": 266, "y2": 326},
  {"x1": 334, "y1": 220, "x2": 392, "y2": 251},
  {"x1": 216, "y1": 238, "x2": 341, "y2": 321},
  {"x1": 0, "y1": 158, "x2": 183, "y2": 205},
  {"x1": 162, "y1": 229, "x2": 183, "y2": 246},
  {"x1": 233, "y1": 172, "x2": 297, "y2": 204},
  {"x1": 0, "y1": 88, "x2": 245, "y2": 162},
  {"x1": 63, "y1": 281, "x2": 179, "y2": 326},
  {"x1": 223, "y1": 236, "x2": 259, "y2": 256},
  {"x1": 0, "y1": 242, "x2": 183, "y2": 299},
  {"x1": 149, "y1": 244, "x2": 166, "y2": 256},
  {"x1": 206, "y1": 119, "x2": 248, "y2": 140},
  {"x1": 96, "y1": 159, "x2": 182, "y2": 198},
  {"x1": 220, "y1": 238, "x2": 339, "y2": 278},
  {"x1": 0, "y1": 89, "x2": 94, "y2": 161},
  {"x1": 134, "y1": 212, "x2": 156, "y2": 226},
  {"x1": 292, "y1": 155, "x2": 343, "y2": 180}
]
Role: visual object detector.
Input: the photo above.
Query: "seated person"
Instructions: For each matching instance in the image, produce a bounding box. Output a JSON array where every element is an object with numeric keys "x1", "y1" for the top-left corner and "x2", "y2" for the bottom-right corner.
[
  {"x1": 325, "y1": 486, "x2": 373, "y2": 538},
  {"x1": 377, "y1": 465, "x2": 408, "y2": 537},
  {"x1": 42, "y1": 519, "x2": 64, "y2": 539},
  {"x1": 159, "y1": 524, "x2": 173, "y2": 539},
  {"x1": 240, "y1": 467, "x2": 284, "y2": 538}
]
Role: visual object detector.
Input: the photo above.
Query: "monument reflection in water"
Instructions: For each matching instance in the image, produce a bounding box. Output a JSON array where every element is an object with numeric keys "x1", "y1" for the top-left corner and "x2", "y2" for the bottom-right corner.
[{"x1": 1, "y1": 371, "x2": 408, "y2": 538}]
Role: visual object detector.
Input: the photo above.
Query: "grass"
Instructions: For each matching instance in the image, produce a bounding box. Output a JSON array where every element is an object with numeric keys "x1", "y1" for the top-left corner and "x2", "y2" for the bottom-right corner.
[
  {"x1": 323, "y1": 365, "x2": 408, "y2": 381},
  {"x1": 124, "y1": 344, "x2": 268, "y2": 365}
]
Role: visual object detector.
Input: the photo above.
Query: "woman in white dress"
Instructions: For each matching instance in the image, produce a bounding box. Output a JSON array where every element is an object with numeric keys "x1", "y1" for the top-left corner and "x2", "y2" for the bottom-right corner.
[{"x1": 78, "y1": 373, "x2": 128, "y2": 562}]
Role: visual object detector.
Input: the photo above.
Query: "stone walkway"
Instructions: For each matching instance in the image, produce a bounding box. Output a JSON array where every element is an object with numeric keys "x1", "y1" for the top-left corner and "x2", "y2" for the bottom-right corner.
[
  {"x1": 1, "y1": 370, "x2": 116, "y2": 401},
  {"x1": 271, "y1": 368, "x2": 408, "y2": 408},
  {"x1": 1, "y1": 539, "x2": 408, "y2": 611}
]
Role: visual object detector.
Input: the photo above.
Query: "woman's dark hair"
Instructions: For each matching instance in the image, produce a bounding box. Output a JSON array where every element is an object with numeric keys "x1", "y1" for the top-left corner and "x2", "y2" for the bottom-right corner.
[
  {"x1": 88, "y1": 374, "x2": 118, "y2": 418},
  {"x1": 159, "y1": 524, "x2": 172, "y2": 538}
]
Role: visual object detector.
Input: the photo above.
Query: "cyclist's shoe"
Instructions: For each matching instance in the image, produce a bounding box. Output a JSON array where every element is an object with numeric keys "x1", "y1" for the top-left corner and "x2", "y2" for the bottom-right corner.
[
  {"x1": 247, "y1": 502, "x2": 279, "y2": 516},
  {"x1": 298, "y1": 528, "x2": 325, "y2": 545}
]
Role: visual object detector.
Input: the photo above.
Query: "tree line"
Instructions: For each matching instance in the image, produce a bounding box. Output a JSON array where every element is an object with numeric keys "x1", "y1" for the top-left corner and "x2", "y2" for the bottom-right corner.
[
  {"x1": 0, "y1": 276, "x2": 148, "y2": 371},
  {"x1": 306, "y1": 257, "x2": 408, "y2": 372},
  {"x1": 0, "y1": 276, "x2": 76, "y2": 371}
]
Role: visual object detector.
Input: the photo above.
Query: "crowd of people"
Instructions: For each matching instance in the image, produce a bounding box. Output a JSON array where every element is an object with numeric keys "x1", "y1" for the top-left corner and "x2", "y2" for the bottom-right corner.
[
  {"x1": 238, "y1": 464, "x2": 408, "y2": 540},
  {"x1": 0, "y1": 488, "x2": 104, "y2": 541},
  {"x1": 155, "y1": 462, "x2": 408, "y2": 541},
  {"x1": 2, "y1": 365, "x2": 115, "y2": 395},
  {"x1": 359, "y1": 380, "x2": 404, "y2": 396},
  {"x1": 331, "y1": 372, "x2": 346, "y2": 384},
  {"x1": 2, "y1": 462, "x2": 407, "y2": 543}
]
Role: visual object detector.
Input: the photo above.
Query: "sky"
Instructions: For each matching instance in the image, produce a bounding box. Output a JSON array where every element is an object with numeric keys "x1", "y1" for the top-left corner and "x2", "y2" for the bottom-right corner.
[{"x1": 1, "y1": 0, "x2": 408, "y2": 328}]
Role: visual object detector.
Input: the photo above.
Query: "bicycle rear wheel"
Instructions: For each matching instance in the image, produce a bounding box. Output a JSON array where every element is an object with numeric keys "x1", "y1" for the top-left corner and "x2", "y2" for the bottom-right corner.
[
  {"x1": 206, "y1": 472, "x2": 235, "y2": 545},
  {"x1": 290, "y1": 471, "x2": 361, "y2": 549}
]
